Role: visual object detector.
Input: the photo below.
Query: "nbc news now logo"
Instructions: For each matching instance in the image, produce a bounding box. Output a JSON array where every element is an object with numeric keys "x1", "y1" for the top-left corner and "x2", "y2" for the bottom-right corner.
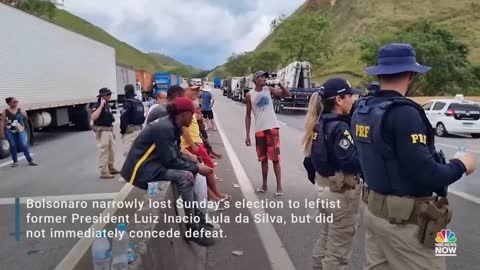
[{"x1": 435, "y1": 229, "x2": 457, "y2": 257}]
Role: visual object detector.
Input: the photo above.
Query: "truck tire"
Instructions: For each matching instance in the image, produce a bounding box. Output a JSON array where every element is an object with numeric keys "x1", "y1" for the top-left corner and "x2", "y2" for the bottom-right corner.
[
  {"x1": 25, "y1": 119, "x2": 34, "y2": 146},
  {"x1": 72, "y1": 104, "x2": 92, "y2": 131},
  {"x1": 0, "y1": 139, "x2": 9, "y2": 159}
]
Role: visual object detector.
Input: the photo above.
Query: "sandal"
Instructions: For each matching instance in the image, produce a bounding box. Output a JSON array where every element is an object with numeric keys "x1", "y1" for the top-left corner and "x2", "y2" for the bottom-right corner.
[
  {"x1": 256, "y1": 188, "x2": 267, "y2": 193},
  {"x1": 274, "y1": 192, "x2": 284, "y2": 198}
]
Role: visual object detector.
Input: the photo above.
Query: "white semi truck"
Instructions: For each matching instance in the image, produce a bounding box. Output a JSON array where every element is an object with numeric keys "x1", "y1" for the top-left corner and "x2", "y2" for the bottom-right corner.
[
  {"x1": 273, "y1": 61, "x2": 314, "y2": 113},
  {"x1": 0, "y1": 3, "x2": 117, "y2": 158},
  {"x1": 116, "y1": 64, "x2": 137, "y2": 103}
]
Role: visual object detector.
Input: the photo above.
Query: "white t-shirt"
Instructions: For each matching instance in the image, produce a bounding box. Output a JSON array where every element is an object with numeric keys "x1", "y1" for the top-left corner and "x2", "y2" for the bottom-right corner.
[{"x1": 249, "y1": 87, "x2": 279, "y2": 132}]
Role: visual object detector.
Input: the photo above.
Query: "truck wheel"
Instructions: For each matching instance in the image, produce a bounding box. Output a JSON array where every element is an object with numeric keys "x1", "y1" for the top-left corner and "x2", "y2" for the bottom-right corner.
[
  {"x1": 0, "y1": 139, "x2": 10, "y2": 159},
  {"x1": 72, "y1": 105, "x2": 92, "y2": 131},
  {"x1": 25, "y1": 119, "x2": 35, "y2": 146}
]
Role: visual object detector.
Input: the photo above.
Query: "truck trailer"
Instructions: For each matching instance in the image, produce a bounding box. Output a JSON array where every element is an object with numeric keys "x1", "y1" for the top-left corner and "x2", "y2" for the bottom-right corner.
[
  {"x1": 153, "y1": 72, "x2": 179, "y2": 97},
  {"x1": 116, "y1": 64, "x2": 136, "y2": 103},
  {"x1": 0, "y1": 3, "x2": 117, "y2": 158},
  {"x1": 214, "y1": 77, "x2": 222, "y2": 88},
  {"x1": 273, "y1": 61, "x2": 315, "y2": 114}
]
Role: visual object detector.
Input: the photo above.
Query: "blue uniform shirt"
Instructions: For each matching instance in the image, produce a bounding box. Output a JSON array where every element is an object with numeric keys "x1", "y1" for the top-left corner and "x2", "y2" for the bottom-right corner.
[{"x1": 352, "y1": 90, "x2": 466, "y2": 196}]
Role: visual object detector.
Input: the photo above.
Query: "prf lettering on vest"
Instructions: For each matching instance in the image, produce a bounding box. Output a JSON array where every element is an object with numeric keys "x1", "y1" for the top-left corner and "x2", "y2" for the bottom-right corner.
[
  {"x1": 356, "y1": 124, "x2": 370, "y2": 138},
  {"x1": 411, "y1": 134, "x2": 427, "y2": 144},
  {"x1": 344, "y1": 130, "x2": 354, "y2": 144}
]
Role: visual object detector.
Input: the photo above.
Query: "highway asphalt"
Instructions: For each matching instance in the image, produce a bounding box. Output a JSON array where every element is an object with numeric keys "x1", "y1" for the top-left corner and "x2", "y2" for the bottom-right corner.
[{"x1": 0, "y1": 91, "x2": 479, "y2": 270}]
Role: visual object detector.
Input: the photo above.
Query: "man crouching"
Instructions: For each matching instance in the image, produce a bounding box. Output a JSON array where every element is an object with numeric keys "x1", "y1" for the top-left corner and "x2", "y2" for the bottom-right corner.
[{"x1": 121, "y1": 97, "x2": 215, "y2": 247}]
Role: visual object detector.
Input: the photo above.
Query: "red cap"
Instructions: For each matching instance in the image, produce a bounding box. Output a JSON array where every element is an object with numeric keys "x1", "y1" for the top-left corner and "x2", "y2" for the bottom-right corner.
[{"x1": 172, "y1": 97, "x2": 195, "y2": 113}]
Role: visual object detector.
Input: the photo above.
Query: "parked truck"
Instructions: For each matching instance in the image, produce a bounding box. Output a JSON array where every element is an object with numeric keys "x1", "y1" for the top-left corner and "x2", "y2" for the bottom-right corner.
[
  {"x1": 116, "y1": 64, "x2": 136, "y2": 103},
  {"x1": 0, "y1": 3, "x2": 117, "y2": 158},
  {"x1": 214, "y1": 77, "x2": 222, "y2": 88},
  {"x1": 136, "y1": 70, "x2": 154, "y2": 99},
  {"x1": 273, "y1": 61, "x2": 314, "y2": 114},
  {"x1": 153, "y1": 72, "x2": 179, "y2": 97}
]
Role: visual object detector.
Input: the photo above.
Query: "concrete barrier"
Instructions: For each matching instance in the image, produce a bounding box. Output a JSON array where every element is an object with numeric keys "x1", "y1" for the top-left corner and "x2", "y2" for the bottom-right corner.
[{"x1": 63, "y1": 183, "x2": 206, "y2": 270}]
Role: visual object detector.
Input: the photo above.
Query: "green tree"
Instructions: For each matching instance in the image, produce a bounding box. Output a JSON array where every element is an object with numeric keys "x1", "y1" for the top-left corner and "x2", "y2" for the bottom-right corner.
[
  {"x1": 249, "y1": 50, "x2": 282, "y2": 73},
  {"x1": 360, "y1": 20, "x2": 474, "y2": 96},
  {"x1": 275, "y1": 12, "x2": 332, "y2": 64},
  {"x1": 225, "y1": 52, "x2": 252, "y2": 76},
  {"x1": 5, "y1": 0, "x2": 57, "y2": 19}
]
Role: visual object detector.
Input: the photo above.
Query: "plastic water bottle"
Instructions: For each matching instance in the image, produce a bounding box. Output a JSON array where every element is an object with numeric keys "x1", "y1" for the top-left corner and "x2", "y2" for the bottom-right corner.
[
  {"x1": 91, "y1": 232, "x2": 111, "y2": 270},
  {"x1": 111, "y1": 224, "x2": 129, "y2": 270},
  {"x1": 148, "y1": 182, "x2": 159, "y2": 197}
]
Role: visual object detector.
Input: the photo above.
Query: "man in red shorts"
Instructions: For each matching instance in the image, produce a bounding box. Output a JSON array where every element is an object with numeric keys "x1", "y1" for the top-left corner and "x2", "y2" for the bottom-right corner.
[{"x1": 245, "y1": 71, "x2": 291, "y2": 198}]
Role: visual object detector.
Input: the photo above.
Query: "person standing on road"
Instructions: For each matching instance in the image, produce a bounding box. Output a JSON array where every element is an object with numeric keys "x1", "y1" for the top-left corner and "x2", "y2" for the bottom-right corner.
[
  {"x1": 120, "y1": 97, "x2": 215, "y2": 247},
  {"x1": 120, "y1": 84, "x2": 145, "y2": 157},
  {"x1": 245, "y1": 70, "x2": 291, "y2": 198},
  {"x1": 302, "y1": 78, "x2": 363, "y2": 270},
  {"x1": 0, "y1": 97, "x2": 37, "y2": 167},
  {"x1": 91, "y1": 88, "x2": 120, "y2": 179},
  {"x1": 352, "y1": 43, "x2": 477, "y2": 269},
  {"x1": 200, "y1": 85, "x2": 217, "y2": 131}
]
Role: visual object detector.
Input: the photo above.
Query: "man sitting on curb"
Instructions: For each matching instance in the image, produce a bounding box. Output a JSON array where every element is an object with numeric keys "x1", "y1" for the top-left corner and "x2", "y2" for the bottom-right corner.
[{"x1": 121, "y1": 97, "x2": 215, "y2": 247}]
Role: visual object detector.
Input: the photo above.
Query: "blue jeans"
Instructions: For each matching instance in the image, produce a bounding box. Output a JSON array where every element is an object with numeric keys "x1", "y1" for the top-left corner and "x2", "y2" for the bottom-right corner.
[{"x1": 5, "y1": 129, "x2": 33, "y2": 163}]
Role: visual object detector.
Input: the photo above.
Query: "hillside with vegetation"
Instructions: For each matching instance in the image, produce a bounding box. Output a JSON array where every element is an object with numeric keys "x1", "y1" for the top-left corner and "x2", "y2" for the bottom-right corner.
[
  {"x1": 211, "y1": 0, "x2": 480, "y2": 95},
  {"x1": 1, "y1": 0, "x2": 202, "y2": 77}
]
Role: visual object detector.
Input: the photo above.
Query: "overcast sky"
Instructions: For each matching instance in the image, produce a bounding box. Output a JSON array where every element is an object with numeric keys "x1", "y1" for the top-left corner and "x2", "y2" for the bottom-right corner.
[{"x1": 63, "y1": 0, "x2": 305, "y2": 70}]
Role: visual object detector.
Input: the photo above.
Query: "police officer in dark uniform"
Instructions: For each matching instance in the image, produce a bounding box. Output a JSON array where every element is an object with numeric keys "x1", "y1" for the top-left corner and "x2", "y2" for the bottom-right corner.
[
  {"x1": 120, "y1": 84, "x2": 145, "y2": 157},
  {"x1": 91, "y1": 87, "x2": 120, "y2": 179},
  {"x1": 352, "y1": 43, "x2": 476, "y2": 269},
  {"x1": 302, "y1": 78, "x2": 363, "y2": 270}
]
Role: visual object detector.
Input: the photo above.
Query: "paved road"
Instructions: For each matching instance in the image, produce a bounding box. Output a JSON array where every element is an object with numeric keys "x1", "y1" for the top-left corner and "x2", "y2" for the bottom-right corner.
[
  {"x1": 0, "y1": 116, "x2": 126, "y2": 270},
  {"x1": 212, "y1": 89, "x2": 480, "y2": 270},
  {"x1": 1, "y1": 93, "x2": 479, "y2": 270}
]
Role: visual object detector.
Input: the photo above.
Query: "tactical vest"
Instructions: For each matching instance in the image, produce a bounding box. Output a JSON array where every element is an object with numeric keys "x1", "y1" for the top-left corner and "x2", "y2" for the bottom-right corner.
[
  {"x1": 310, "y1": 113, "x2": 348, "y2": 177},
  {"x1": 93, "y1": 102, "x2": 115, "y2": 127},
  {"x1": 352, "y1": 96, "x2": 439, "y2": 197},
  {"x1": 125, "y1": 98, "x2": 145, "y2": 125}
]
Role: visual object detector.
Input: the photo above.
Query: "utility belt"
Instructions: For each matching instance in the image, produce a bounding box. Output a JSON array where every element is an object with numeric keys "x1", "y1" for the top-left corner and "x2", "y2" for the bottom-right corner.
[
  {"x1": 125, "y1": 125, "x2": 142, "y2": 134},
  {"x1": 362, "y1": 186, "x2": 452, "y2": 248},
  {"x1": 316, "y1": 171, "x2": 359, "y2": 193}
]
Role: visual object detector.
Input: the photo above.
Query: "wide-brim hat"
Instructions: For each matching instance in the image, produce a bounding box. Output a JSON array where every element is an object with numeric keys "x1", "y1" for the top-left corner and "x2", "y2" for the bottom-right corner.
[
  {"x1": 97, "y1": 87, "x2": 113, "y2": 97},
  {"x1": 365, "y1": 43, "x2": 431, "y2": 76}
]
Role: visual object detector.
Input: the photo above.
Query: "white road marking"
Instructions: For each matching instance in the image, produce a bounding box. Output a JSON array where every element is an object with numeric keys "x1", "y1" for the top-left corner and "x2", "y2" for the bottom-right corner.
[
  {"x1": 55, "y1": 183, "x2": 133, "y2": 270},
  {"x1": 214, "y1": 111, "x2": 296, "y2": 270},
  {"x1": 436, "y1": 143, "x2": 480, "y2": 154},
  {"x1": 449, "y1": 190, "x2": 480, "y2": 204},
  {"x1": 278, "y1": 120, "x2": 287, "y2": 126},
  {"x1": 0, "y1": 192, "x2": 118, "y2": 205},
  {"x1": 0, "y1": 154, "x2": 35, "y2": 168}
]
